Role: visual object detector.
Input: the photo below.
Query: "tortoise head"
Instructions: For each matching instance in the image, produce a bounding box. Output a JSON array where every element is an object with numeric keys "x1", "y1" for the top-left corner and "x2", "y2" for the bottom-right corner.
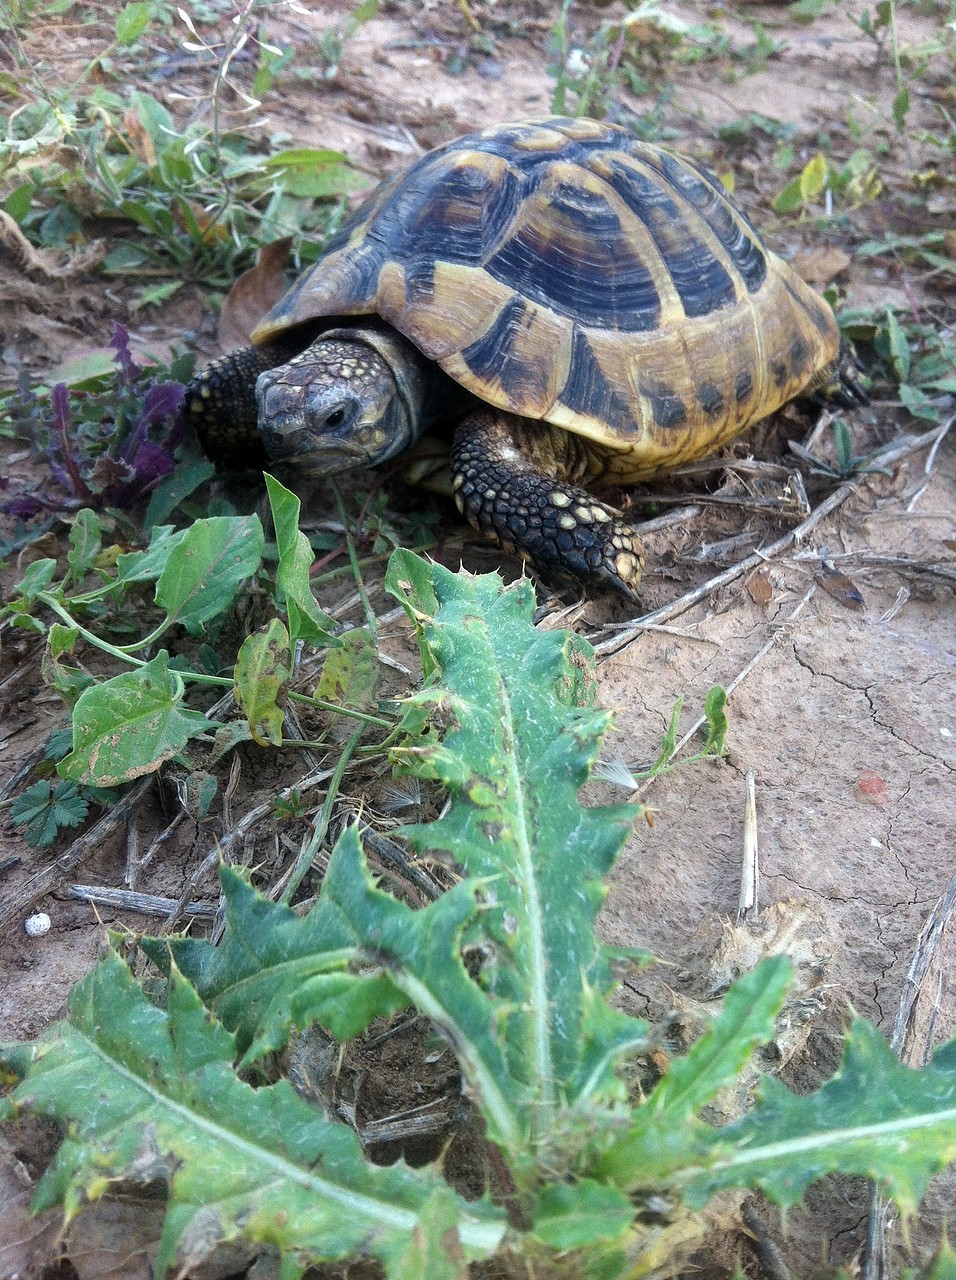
[{"x1": 255, "y1": 328, "x2": 429, "y2": 476}]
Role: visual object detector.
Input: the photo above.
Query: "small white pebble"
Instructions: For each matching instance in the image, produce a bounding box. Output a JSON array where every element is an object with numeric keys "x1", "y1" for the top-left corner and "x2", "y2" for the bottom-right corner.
[{"x1": 24, "y1": 912, "x2": 51, "y2": 938}]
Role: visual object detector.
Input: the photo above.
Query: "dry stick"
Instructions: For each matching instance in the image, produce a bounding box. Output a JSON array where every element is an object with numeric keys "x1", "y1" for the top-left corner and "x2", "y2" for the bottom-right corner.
[
  {"x1": 814, "y1": 553, "x2": 956, "y2": 584},
  {"x1": 741, "y1": 1200, "x2": 794, "y2": 1280},
  {"x1": 594, "y1": 426, "x2": 946, "y2": 658},
  {"x1": 0, "y1": 775, "x2": 155, "y2": 931},
  {"x1": 862, "y1": 876, "x2": 956, "y2": 1280},
  {"x1": 738, "y1": 770, "x2": 760, "y2": 923},
  {"x1": 278, "y1": 724, "x2": 365, "y2": 905},
  {"x1": 69, "y1": 884, "x2": 216, "y2": 919},
  {"x1": 905, "y1": 411, "x2": 954, "y2": 513}
]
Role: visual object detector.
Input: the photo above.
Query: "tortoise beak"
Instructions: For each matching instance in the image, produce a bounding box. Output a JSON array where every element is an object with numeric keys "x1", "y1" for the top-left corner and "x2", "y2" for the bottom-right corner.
[{"x1": 267, "y1": 440, "x2": 372, "y2": 477}]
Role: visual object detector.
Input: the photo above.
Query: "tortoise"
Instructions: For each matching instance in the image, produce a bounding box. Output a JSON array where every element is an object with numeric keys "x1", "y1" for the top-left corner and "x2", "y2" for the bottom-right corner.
[{"x1": 186, "y1": 116, "x2": 865, "y2": 598}]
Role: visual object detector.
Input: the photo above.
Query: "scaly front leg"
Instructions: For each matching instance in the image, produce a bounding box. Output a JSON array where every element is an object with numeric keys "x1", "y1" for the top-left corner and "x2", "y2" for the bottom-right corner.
[
  {"x1": 450, "y1": 410, "x2": 644, "y2": 599},
  {"x1": 185, "y1": 343, "x2": 294, "y2": 465}
]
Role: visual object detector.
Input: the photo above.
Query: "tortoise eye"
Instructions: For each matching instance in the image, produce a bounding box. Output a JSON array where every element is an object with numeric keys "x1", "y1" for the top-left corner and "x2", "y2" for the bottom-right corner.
[{"x1": 324, "y1": 408, "x2": 346, "y2": 429}]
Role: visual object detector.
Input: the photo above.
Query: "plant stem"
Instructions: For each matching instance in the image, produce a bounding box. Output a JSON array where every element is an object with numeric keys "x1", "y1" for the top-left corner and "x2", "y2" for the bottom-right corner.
[
  {"x1": 279, "y1": 723, "x2": 364, "y2": 904},
  {"x1": 287, "y1": 689, "x2": 394, "y2": 729}
]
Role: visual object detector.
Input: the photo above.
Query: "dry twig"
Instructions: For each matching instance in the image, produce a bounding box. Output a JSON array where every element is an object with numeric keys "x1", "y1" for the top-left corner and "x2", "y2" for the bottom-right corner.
[{"x1": 594, "y1": 426, "x2": 946, "y2": 657}]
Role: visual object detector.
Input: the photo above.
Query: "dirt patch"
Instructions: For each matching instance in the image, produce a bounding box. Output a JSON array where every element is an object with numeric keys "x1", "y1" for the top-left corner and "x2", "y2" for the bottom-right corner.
[{"x1": 1, "y1": 2, "x2": 954, "y2": 1277}]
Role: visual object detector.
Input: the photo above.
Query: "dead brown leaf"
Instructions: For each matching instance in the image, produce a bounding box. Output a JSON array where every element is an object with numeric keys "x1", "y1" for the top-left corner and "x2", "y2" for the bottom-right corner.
[
  {"x1": 0, "y1": 1142, "x2": 62, "y2": 1280},
  {"x1": 121, "y1": 107, "x2": 158, "y2": 168},
  {"x1": 0, "y1": 211, "x2": 105, "y2": 279},
  {"x1": 65, "y1": 1200, "x2": 162, "y2": 1280},
  {"x1": 216, "y1": 238, "x2": 294, "y2": 353},
  {"x1": 792, "y1": 245, "x2": 852, "y2": 288},
  {"x1": 814, "y1": 561, "x2": 865, "y2": 610},
  {"x1": 745, "y1": 568, "x2": 773, "y2": 606}
]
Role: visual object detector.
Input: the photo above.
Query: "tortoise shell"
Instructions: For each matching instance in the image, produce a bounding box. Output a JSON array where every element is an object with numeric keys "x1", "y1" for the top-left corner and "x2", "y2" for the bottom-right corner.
[{"x1": 253, "y1": 117, "x2": 840, "y2": 482}]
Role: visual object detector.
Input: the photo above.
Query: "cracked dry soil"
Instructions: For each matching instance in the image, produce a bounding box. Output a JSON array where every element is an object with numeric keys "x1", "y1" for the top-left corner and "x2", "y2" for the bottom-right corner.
[{"x1": 1, "y1": 3, "x2": 955, "y2": 1278}]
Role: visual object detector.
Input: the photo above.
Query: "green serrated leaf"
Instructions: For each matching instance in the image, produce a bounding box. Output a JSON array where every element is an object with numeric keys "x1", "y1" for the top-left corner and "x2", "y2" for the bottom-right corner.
[
  {"x1": 787, "y1": 0, "x2": 825, "y2": 21},
  {"x1": 598, "y1": 958, "x2": 792, "y2": 1187},
  {"x1": 115, "y1": 525, "x2": 188, "y2": 586},
  {"x1": 276, "y1": 554, "x2": 640, "y2": 1175},
  {"x1": 5, "y1": 951, "x2": 504, "y2": 1273},
  {"x1": 320, "y1": 823, "x2": 526, "y2": 1155},
  {"x1": 531, "y1": 1179, "x2": 633, "y2": 1250},
  {"x1": 44, "y1": 350, "x2": 117, "y2": 388},
  {"x1": 922, "y1": 1239, "x2": 956, "y2": 1280},
  {"x1": 892, "y1": 86, "x2": 910, "y2": 128},
  {"x1": 899, "y1": 384, "x2": 940, "y2": 423},
  {"x1": 684, "y1": 1019, "x2": 956, "y2": 1211},
  {"x1": 799, "y1": 153, "x2": 828, "y2": 202},
  {"x1": 265, "y1": 148, "x2": 367, "y2": 198},
  {"x1": 155, "y1": 516, "x2": 263, "y2": 635},
  {"x1": 646, "y1": 957, "x2": 791, "y2": 1123},
  {"x1": 384, "y1": 548, "x2": 441, "y2": 679},
  {"x1": 48, "y1": 622, "x2": 79, "y2": 660},
  {"x1": 144, "y1": 459, "x2": 216, "y2": 531},
  {"x1": 265, "y1": 474, "x2": 336, "y2": 648},
  {"x1": 11, "y1": 779, "x2": 89, "y2": 848},
  {"x1": 66, "y1": 510, "x2": 102, "y2": 585},
  {"x1": 234, "y1": 619, "x2": 293, "y2": 746},
  {"x1": 58, "y1": 651, "x2": 219, "y2": 785},
  {"x1": 772, "y1": 175, "x2": 804, "y2": 214},
  {"x1": 115, "y1": 1, "x2": 148, "y2": 44},
  {"x1": 392, "y1": 1188, "x2": 470, "y2": 1280},
  {"x1": 147, "y1": 854, "x2": 409, "y2": 1067},
  {"x1": 387, "y1": 562, "x2": 636, "y2": 1114},
  {"x1": 4, "y1": 181, "x2": 32, "y2": 223},
  {"x1": 15, "y1": 558, "x2": 58, "y2": 601},
  {"x1": 884, "y1": 308, "x2": 912, "y2": 383},
  {"x1": 42, "y1": 625, "x2": 91, "y2": 706},
  {"x1": 702, "y1": 686, "x2": 728, "y2": 753}
]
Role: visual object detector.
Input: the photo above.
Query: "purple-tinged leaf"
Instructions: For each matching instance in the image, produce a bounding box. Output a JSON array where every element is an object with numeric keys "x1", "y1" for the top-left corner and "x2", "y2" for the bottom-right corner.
[
  {"x1": 109, "y1": 322, "x2": 141, "y2": 384},
  {"x1": 4, "y1": 494, "x2": 46, "y2": 519},
  {"x1": 51, "y1": 383, "x2": 94, "y2": 502},
  {"x1": 131, "y1": 440, "x2": 176, "y2": 489},
  {"x1": 91, "y1": 455, "x2": 135, "y2": 500},
  {"x1": 140, "y1": 380, "x2": 186, "y2": 425},
  {"x1": 51, "y1": 382, "x2": 71, "y2": 435}
]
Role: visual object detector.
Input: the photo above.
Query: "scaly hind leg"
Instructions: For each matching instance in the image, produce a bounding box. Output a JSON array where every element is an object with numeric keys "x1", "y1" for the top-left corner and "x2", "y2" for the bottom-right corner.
[{"x1": 450, "y1": 409, "x2": 644, "y2": 599}]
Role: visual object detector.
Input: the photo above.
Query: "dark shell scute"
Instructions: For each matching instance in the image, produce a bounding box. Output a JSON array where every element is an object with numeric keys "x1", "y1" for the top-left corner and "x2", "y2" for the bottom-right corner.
[
  {"x1": 274, "y1": 240, "x2": 385, "y2": 322},
  {"x1": 461, "y1": 296, "x2": 552, "y2": 405},
  {"x1": 369, "y1": 156, "x2": 522, "y2": 268},
  {"x1": 642, "y1": 380, "x2": 688, "y2": 429},
  {"x1": 562, "y1": 328, "x2": 637, "y2": 433},
  {"x1": 482, "y1": 178, "x2": 662, "y2": 331},
  {"x1": 651, "y1": 151, "x2": 768, "y2": 295},
  {"x1": 735, "y1": 368, "x2": 754, "y2": 404},
  {"x1": 788, "y1": 333, "x2": 812, "y2": 378},
  {"x1": 602, "y1": 160, "x2": 738, "y2": 318},
  {"x1": 697, "y1": 381, "x2": 726, "y2": 418}
]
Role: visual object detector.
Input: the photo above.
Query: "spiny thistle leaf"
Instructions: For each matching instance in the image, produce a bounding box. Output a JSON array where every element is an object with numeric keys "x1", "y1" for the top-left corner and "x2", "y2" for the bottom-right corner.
[
  {"x1": 145, "y1": 856, "x2": 409, "y2": 1067},
  {"x1": 597, "y1": 957, "x2": 794, "y2": 1187},
  {"x1": 5, "y1": 950, "x2": 504, "y2": 1275},
  {"x1": 381, "y1": 554, "x2": 644, "y2": 1147},
  {"x1": 683, "y1": 1018, "x2": 956, "y2": 1211},
  {"x1": 320, "y1": 825, "x2": 528, "y2": 1157}
]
